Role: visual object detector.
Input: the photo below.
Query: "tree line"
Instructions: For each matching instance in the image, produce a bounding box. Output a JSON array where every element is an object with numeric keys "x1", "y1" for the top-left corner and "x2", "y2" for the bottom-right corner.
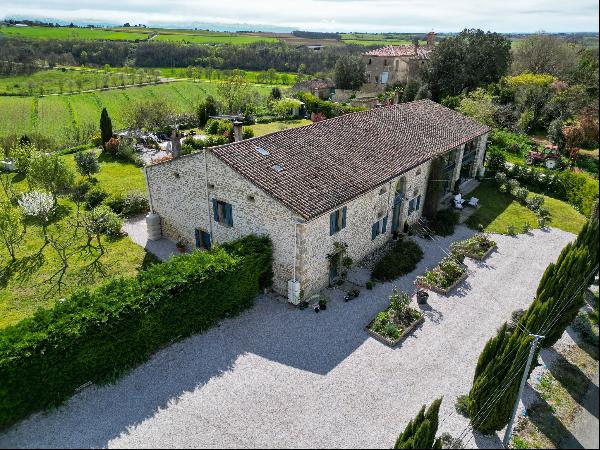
[{"x1": 0, "y1": 37, "x2": 368, "y2": 74}]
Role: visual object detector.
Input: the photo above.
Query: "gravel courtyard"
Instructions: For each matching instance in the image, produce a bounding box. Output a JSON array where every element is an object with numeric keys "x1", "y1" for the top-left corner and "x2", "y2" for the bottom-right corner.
[{"x1": 0, "y1": 227, "x2": 575, "y2": 449}]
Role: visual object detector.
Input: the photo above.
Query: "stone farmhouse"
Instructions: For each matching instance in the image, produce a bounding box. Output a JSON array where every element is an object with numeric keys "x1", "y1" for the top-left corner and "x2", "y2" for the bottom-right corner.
[
  {"x1": 143, "y1": 100, "x2": 489, "y2": 301},
  {"x1": 362, "y1": 32, "x2": 435, "y2": 88}
]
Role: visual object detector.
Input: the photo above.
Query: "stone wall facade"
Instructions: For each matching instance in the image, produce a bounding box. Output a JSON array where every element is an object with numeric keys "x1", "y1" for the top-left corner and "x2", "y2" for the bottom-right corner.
[
  {"x1": 144, "y1": 151, "x2": 303, "y2": 295},
  {"x1": 297, "y1": 160, "x2": 432, "y2": 296},
  {"x1": 362, "y1": 55, "x2": 427, "y2": 89}
]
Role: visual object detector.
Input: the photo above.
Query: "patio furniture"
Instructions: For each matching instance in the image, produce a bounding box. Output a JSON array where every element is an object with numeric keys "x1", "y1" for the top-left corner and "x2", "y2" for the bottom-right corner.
[
  {"x1": 468, "y1": 197, "x2": 479, "y2": 208},
  {"x1": 454, "y1": 194, "x2": 465, "y2": 209}
]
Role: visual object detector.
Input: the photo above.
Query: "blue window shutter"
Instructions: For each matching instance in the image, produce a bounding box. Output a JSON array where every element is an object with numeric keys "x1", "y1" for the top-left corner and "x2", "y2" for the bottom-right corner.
[
  {"x1": 408, "y1": 199, "x2": 415, "y2": 214},
  {"x1": 212, "y1": 199, "x2": 218, "y2": 222},
  {"x1": 330, "y1": 212, "x2": 336, "y2": 236},
  {"x1": 195, "y1": 228, "x2": 201, "y2": 248},
  {"x1": 203, "y1": 232, "x2": 212, "y2": 250},
  {"x1": 416, "y1": 195, "x2": 421, "y2": 211},
  {"x1": 226, "y1": 203, "x2": 233, "y2": 226},
  {"x1": 382, "y1": 215, "x2": 388, "y2": 233},
  {"x1": 341, "y1": 207, "x2": 347, "y2": 229},
  {"x1": 371, "y1": 222, "x2": 379, "y2": 240}
]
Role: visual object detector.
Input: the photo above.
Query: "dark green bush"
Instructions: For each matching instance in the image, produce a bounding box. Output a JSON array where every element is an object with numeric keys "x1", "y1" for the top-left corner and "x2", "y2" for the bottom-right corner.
[
  {"x1": 428, "y1": 209, "x2": 460, "y2": 236},
  {"x1": 455, "y1": 395, "x2": 470, "y2": 417},
  {"x1": 106, "y1": 191, "x2": 149, "y2": 217},
  {"x1": 372, "y1": 238, "x2": 424, "y2": 281},
  {"x1": 0, "y1": 235, "x2": 272, "y2": 429},
  {"x1": 84, "y1": 186, "x2": 109, "y2": 209}
]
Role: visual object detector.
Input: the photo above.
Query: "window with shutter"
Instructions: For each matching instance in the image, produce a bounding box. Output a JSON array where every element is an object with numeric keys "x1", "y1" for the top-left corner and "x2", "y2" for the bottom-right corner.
[
  {"x1": 213, "y1": 199, "x2": 233, "y2": 227},
  {"x1": 408, "y1": 199, "x2": 415, "y2": 214},
  {"x1": 371, "y1": 222, "x2": 379, "y2": 240},
  {"x1": 416, "y1": 195, "x2": 421, "y2": 211},
  {"x1": 329, "y1": 207, "x2": 347, "y2": 236}
]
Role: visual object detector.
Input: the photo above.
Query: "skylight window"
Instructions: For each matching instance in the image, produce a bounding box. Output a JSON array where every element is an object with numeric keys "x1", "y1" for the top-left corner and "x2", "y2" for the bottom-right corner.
[
  {"x1": 256, "y1": 146, "x2": 270, "y2": 156},
  {"x1": 272, "y1": 164, "x2": 284, "y2": 172}
]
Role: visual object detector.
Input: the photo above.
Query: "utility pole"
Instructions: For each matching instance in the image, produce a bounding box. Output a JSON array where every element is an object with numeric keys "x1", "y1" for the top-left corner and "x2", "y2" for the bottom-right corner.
[{"x1": 503, "y1": 333, "x2": 545, "y2": 448}]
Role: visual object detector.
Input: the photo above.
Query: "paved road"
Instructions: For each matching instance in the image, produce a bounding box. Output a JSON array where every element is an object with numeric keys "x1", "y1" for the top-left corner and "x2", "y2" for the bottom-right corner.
[
  {"x1": 561, "y1": 369, "x2": 599, "y2": 449},
  {"x1": 0, "y1": 228, "x2": 574, "y2": 449}
]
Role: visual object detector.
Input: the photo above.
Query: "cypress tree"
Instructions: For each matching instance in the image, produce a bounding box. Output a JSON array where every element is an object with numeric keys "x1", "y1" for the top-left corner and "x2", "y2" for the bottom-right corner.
[
  {"x1": 99, "y1": 107, "x2": 113, "y2": 146},
  {"x1": 394, "y1": 398, "x2": 442, "y2": 449},
  {"x1": 468, "y1": 218, "x2": 599, "y2": 434},
  {"x1": 468, "y1": 325, "x2": 531, "y2": 434}
]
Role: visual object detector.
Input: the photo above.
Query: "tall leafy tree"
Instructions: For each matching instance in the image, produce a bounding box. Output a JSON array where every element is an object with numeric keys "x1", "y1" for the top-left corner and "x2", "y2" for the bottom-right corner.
[
  {"x1": 0, "y1": 202, "x2": 25, "y2": 262},
  {"x1": 394, "y1": 398, "x2": 442, "y2": 449},
  {"x1": 511, "y1": 33, "x2": 579, "y2": 79},
  {"x1": 425, "y1": 29, "x2": 511, "y2": 99},
  {"x1": 99, "y1": 107, "x2": 113, "y2": 146},
  {"x1": 26, "y1": 152, "x2": 75, "y2": 203},
  {"x1": 334, "y1": 55, "x2": 366, "y2": 90}
]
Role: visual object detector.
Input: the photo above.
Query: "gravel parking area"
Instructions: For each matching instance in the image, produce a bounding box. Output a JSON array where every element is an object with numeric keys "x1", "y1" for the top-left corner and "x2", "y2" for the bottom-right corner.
[{"x1": 0, "y1": 227, "x2": 575, "y2": 449}]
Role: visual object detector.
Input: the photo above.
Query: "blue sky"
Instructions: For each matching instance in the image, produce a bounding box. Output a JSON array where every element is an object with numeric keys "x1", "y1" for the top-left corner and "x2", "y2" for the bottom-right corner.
[{"x1": 2, "y1": 0, "x2": 599, "y2": 32}]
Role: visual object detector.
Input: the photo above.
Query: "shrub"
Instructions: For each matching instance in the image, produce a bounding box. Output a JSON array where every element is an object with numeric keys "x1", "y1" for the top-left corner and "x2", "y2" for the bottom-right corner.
[
  {"x1": 74, "y1": 150, "x2": 100, "y2": 179},
  {"x1": 455, "y1": 395, "x2": 470, "y2": 417},
  {"x1": 0, "y1": 235, "x2": 272, "y2": 428},
  {"x1": 428, "y1": 209, "x2": 459, "y2": 237},
  {"x1": 514, "y1": 187, "x2": 529, "y2": 203},
  {"x1": 366, "y1": 280, "x2": 374, "y2": 290},
  {"x1": 371, "y1": 238, "x2": 424, "y2": 281},
  {"x1": 394, "y1": 398, "x2": 442, "y2": 449},
  {"x1": 104, "y1": 137, "x2": 120, "y2": 155},
  {"x1": 489, "y1": 129, "x2": 534, "y2": 156},
  {"x1": 242, "y1": 128, "x2": 254, "y2": 139},
  {"x1": 116, "y1": 137, "x2": 141, "y2": 165},
  {"x1": 506, "y1": 224, "x2": 517, "y2": 235},
  {"x1": 106, "y1": 192, "x2": 149, "y2": 217},
  {"x1": 84, "y1": 205, "x2": 123, "y2": 238},
  {"x1": 84, "y1": 187, "x2": 108, "y2": 209},
  {"x1": 526, "y1": 194, "x2": 545, "y2": 211}
]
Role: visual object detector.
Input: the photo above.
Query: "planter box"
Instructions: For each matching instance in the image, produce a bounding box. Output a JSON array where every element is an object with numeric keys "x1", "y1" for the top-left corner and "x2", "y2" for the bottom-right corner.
[
  {"x1": 463, "y1": 245, "x2": 497, "y2": 261},
  {"x1": 366, "y1": 314, "x2": 425, "y2": 348},
  {"x1": 426, "y1": 271, "x2": 468, "y2": 295}
]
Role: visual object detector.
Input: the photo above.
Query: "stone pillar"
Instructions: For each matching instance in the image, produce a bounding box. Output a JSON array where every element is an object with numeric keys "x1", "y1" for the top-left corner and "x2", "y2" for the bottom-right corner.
[
  {"x1": 451, "y1": 144, "x2": 465, "y2": 191},
  {"x1": 474, "y1": 132, "x2": 489, "y2": 177}
]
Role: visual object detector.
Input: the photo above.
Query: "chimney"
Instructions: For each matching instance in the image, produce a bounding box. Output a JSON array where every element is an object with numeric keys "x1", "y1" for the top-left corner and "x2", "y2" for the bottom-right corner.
[
  {"x1": 170, "y1": 129, "x2": 181, "y2": 159},
  {"x1": 427, "y1": 31, "x2": 436, "y2": 48},
  {"x1": 233, "y1": 120, "x2": 243, "y2": 142}
]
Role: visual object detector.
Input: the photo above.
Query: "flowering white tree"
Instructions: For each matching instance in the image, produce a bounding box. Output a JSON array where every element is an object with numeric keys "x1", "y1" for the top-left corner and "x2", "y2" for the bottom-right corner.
[{"x1": 18, "y1": 191, "x2": 55, "y2": 223}]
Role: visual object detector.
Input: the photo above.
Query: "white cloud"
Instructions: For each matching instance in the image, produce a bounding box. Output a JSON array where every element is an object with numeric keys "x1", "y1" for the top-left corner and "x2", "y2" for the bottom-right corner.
[{"x1": 2, "y1": 0, "x2": 598, "y2": 32}]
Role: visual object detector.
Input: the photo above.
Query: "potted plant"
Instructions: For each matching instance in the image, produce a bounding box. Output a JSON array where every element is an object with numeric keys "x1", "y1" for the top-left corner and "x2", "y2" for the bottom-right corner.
[
  {"x1": 416, "y1": 289, "x2": 429, "y2": 305},
  {"x1": 176, "y1": 240, "x2": 186, "y2": 252},
  {"x1": 318, "y1": 297, "x2": 328, "y2": 310}
]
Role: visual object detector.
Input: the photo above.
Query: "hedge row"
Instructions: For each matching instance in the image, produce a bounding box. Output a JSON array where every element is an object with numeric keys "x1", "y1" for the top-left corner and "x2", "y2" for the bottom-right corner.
[
  {"x1": 0, "y1": 235, "x2": 272, "y2": 429},
  {"x1": 487, "y1": 151, "x2": 599, "y2": 216}
]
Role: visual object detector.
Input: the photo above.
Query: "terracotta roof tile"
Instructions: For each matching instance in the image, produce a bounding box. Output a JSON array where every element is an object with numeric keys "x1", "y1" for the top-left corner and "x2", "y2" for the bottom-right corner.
[{"x1": 210, "y1": 100, "x2": 489, "y2": 220}]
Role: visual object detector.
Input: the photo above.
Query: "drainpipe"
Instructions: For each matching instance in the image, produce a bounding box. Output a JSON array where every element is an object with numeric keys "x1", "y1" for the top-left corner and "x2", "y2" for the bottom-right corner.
[
  {"x1": 143, "y1": 166, "x2": 155, "y2": 213},
  {"x1": 293, "y1": 222, "x2": 299, "y2": 282},
  {"x1": 203, "y1": 148, "x2": 214, "y2": 238}
]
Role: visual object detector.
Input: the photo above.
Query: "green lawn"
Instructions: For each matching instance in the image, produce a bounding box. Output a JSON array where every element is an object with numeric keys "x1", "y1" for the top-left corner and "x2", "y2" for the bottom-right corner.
[
  {"x1": 465, "y1": 181, "x2": 586, "y2": 235},
  {"x1": 0, "y1": 152, "x2": 152, "y2": 329},
  {"x1": 248, "y1": 120, "x2": 312, "y2": 137}
]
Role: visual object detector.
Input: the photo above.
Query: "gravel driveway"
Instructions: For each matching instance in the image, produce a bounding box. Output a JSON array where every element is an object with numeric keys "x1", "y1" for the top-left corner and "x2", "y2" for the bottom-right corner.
[{"x1": 0, "y1": 227, "x2": 574, "y2": 449}]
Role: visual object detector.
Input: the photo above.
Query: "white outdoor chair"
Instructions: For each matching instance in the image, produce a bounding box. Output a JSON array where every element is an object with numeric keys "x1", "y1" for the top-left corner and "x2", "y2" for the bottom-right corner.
[
  {"x1": 468, "y1": 197, "x2": 479, "y2": 208},
  {"x1": 454, "y1": 194, "x2": 464, "y2": 209}
]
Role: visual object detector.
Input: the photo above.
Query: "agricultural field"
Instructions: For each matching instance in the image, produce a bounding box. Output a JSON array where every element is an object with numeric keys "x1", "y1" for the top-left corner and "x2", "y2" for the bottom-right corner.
[
  {"x1": 0, "y1": 152, "x2": 151, "y2": 329},
  {"x1": 0, "y1": 25, "x2": 148, "y2": 41},
  {"x1": 0, "y1": 80, "x2": 278, "y2": 148},
  {"x1": 153, "y1": 32, "x2": 277, "y2": 44},
  {"x1": 0, "y1": 68, "x2": 154, "y2": 96},
  {"x1": 0, "y1": 25, "x2": 277, "y2": 44},
  {"x1": 155, "y1": 67, "x2": 299, "y2": 85}
]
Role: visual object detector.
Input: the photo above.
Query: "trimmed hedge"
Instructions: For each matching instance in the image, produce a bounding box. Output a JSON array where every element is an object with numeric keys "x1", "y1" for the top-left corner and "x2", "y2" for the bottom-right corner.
[{"x1": 0, "y1": 235, "x2": 272, "y2": 429}]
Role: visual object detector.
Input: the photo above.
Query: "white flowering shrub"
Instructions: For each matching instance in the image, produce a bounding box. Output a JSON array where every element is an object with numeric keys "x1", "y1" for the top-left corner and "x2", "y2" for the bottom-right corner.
[{"x1": 18, "y1": 191, "x2": 54, "y2": 221}]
